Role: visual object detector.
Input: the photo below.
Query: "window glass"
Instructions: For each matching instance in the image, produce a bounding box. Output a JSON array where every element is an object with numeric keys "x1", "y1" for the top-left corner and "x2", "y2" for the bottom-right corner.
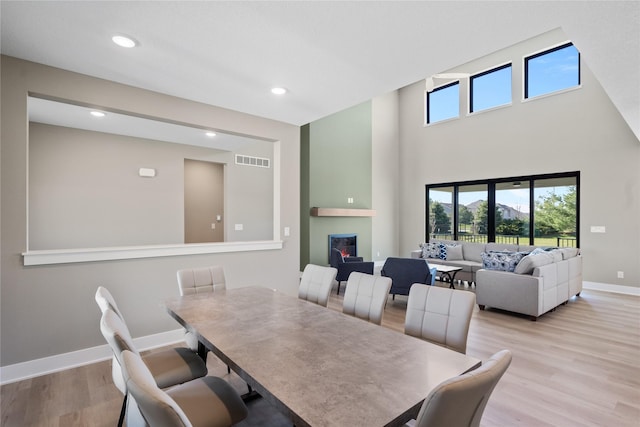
[
  {"x1": 470, "y1": 64, "x2": 512, "y2": 112},
  {"x1": 428, "y1": 188, "x2": 453, "y2": 240},
  {"x1": 426, "y1": 82, "x2": 459, "y2": 124},
  {"x1": 525, "y1": 43, "x2": 580, "y2": 99},
  {"x1": 457, "y1": 185, "x2": 488, "y2": 243},
  {"x1": 495, "y1": 181, "x2": 530, "y2": 245},
  {"x1": 534, "y1": 177, "x2": 578, "y2": 247}
]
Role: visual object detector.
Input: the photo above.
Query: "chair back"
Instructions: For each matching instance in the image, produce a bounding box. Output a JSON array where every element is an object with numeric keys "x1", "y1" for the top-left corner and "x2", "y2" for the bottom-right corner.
[
  {"x1": 413, "y1": 350, "x2": 512, "y2": 427},
  {"x1": 405, "y1": 284, "x2": 475, "y2": 354},
  {"x1": 120, "y1": 349, "x2": 191, "y2": 427},
  {"x1": 329, "y1": 248, "x2": 345, "y2": 268},
  {"x1": 99, "y1": 307, "x2": 139, "y2": 395},
  {"x1": 95, "y1": 286, "x2": 124, "y2": 319},
  {"x1": 177, "y1": 266, "x2": 226, "y2": 296},
  {"x1": 342, "y1": 272, "x2": 391, "y2": 325},
  {"x1": 381, "y1": 257, "x2": 432, "y2": 296},
  {"x1": 299, "y1": 264, "x2": 337, "y2": 307}
]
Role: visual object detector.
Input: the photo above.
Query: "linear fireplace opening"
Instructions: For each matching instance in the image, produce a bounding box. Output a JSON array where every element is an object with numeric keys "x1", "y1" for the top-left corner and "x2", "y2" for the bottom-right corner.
[{"x1": 328, "y1": 233, "x2": 357, "y2": 263}]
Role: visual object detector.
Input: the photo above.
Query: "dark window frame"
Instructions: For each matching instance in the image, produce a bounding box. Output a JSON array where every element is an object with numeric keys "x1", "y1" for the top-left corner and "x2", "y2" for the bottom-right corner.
[
  {"x1": 469, "y1": 63, "x2": 512, "y2": 113},
  {"x1": 425, "y1": 171, "x2": 580, "y2": 247},
  {"x1": 426, "y1": 81, "x2": 460, "y2": 125},
  {"x1": 524, "y1": 42, "x2": 581, "y2": 99}
]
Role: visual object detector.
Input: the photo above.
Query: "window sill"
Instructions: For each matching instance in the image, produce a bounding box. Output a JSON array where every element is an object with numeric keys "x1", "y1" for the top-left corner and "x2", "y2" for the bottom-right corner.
[{"x1": 22, "y1": 240, "x2": 284, "y2": 266}]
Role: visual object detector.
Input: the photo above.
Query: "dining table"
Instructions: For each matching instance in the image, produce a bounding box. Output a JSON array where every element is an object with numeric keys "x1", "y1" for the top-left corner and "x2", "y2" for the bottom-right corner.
[{"x1": 165, "y1": 286, "x2": 481, "y2": 427}]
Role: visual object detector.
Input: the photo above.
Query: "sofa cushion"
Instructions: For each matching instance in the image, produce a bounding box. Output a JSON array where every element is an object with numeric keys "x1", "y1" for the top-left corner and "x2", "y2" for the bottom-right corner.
[
  {"x1": 548, "y1": 249, "x2": 563, "y2": 262},
  {"x1": 461, "y1": 242, "x2": 486, "y2": 263},
  {"x1": 486, "y1": 243, "x2": 519, "y2": 253},
  {"x1": 559, "y1": 247, "x2": 579, "y2": 259},
  {"x1": 481, "y1": 251, "x2": 526, "y2": 272},
  {"x1": 443, "y1": 243, "x2": 463, "y2": 261},
  {"x1": 514, "y1": 252, "x2": 555, "y2": 274}
]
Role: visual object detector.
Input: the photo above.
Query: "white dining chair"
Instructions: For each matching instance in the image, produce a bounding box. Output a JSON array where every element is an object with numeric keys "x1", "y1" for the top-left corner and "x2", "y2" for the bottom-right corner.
[
  {"x1": 406, "y1": 350, "x2": 512, "y2": 427},
  {"x1": 298, "y1": 264, "x2": 337, "y2": 307},
  {"x1": 97, "y1": 300, "x2": 207, "y2": 427},
  {"x1": 405, "y1": 283, "x2": 475, "y2": 354},
  {"x1": 176, "y1": 266, "x2": 226, "y2": 354},
  {"x1": 120, "y1": 349, "x2": 248, "y2": 427},
  {"x1": 342, "y1": 272, "x2": 392, "y2": 325}
]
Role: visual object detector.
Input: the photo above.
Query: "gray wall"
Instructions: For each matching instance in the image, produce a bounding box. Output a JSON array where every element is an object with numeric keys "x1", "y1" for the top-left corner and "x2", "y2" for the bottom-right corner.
[
  {"x1": 396, "y1": 29, "x2": 640, "y2": 288},
  {"x1": 1, "y1": 55, "x2": 300, "y2": 366}
]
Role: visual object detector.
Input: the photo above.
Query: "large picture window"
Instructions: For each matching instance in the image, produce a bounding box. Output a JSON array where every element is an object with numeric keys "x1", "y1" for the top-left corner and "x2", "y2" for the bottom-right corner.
[{"x1": 426, "y1": 172, "x2": 579, "y2": 247}]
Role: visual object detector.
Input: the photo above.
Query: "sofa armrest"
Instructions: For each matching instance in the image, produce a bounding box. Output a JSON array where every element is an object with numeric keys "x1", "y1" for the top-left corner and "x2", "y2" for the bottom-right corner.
[
  {"x1": 476, "y1": 269, "x2": 544, "y2": 318},
  {"x1": 410, "y1": 250, "x2": 422, "y2": 259}
]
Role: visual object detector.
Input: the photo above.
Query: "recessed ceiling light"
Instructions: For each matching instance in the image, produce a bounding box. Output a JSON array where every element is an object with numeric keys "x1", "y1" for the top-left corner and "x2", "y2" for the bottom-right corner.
[
  {"x1": 112, "y1": 34, "x2": 137, "y2": 48},
  {"x1": 205, "y1": 131, "x2": 216, "y2": 137},
  {"x1": 271, "y1": 87, "x2": 287, "y2": 95},
  {"x1": 90, "y1": 111, "x2": 106, "y2": 117}
]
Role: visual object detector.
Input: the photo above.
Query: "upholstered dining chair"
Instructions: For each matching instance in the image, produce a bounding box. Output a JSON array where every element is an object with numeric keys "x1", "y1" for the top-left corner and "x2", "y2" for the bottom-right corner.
[
  {"x1": 176, "y1": 266, "x2": 226, "y2": 355},
  {"x1": 404, "y1": 284, "x2": 476, "y2": 354},
  {"x1": 99, "y1": 307, "x2": 208, "y2": 427},
  {"x1": 298, "y1": 264, "x2": 338, "y2": 307},
  {"x1": 405, "y1": 350, "x2": 512, "y2": 427},
  {"x1": 120, "y1": 349, "x2": 248, "y2": 427},
  {"x1": 95, "y1": 285, "x2": 125, "y2": 319},
  {"x1": 342, "y1": 272, "x2": 392, "y2": 325}
]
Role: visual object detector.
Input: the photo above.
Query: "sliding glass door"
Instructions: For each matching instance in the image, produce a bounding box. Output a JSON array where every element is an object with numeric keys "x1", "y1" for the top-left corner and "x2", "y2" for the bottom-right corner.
[{"x1": 426, "y1": 172, "x2": 579, "y2": 247}]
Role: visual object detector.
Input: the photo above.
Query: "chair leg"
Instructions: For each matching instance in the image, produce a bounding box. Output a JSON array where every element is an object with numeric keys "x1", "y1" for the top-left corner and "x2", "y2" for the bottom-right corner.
[
  {"x1": 197, "y1": 341, "x2": 208, "y2": 362},
  {"x1": 337, "y1": 282, "x2": 341, "y2": 295},
  {"x1": 117, "y1": 394, "x2": 127, "y2": 427}
]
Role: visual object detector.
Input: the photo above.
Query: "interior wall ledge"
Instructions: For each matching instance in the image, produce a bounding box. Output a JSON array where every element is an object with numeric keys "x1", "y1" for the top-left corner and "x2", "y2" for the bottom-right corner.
[
  {"x1": 22, "y1": 240, "x2": 283, "y2": 266},
  {"x1": 310, "y1": 207, "x2": 376, "y2": 217}
]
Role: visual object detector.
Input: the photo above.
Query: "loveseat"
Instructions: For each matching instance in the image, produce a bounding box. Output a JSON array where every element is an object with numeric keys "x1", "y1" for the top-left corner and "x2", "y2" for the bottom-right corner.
[{"x1": 411, "y1": 240, "x2": 582, "y2": 320}]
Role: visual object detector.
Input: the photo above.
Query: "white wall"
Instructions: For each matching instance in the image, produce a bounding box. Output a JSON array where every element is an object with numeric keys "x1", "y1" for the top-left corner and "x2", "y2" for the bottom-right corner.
[
  {"x1": 396, "y1": 29, "x2": 640, "y2": 288},
  {"x1": 372, "y1": 91, "x2": 400, "y2": 262},
  {"x1": 1, "y1": 55, "x2": 300, "y2": 367}
]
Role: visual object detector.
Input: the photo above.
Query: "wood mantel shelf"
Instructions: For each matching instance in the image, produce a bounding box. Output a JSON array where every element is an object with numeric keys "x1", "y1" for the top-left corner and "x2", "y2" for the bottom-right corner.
[{"x1": 310, "y1": 207, "x2": 376, "y2": 217}]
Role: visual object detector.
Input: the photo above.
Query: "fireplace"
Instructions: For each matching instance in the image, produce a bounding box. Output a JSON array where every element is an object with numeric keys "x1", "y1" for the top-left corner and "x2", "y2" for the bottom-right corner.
[{"x1": 328, "y1": 233, "x2": 357, "y2": 263}]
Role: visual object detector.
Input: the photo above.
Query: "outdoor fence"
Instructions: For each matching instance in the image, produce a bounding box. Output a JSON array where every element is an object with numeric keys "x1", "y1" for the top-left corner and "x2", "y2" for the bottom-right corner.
[{"x1": 430, "y1": 234, "x2": 577, "y2": 248}]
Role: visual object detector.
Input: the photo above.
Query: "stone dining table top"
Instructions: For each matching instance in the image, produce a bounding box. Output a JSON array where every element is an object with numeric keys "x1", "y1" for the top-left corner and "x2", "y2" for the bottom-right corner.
[{"x1": 165, "y1": 286, "x2": 480, "y2": 427}]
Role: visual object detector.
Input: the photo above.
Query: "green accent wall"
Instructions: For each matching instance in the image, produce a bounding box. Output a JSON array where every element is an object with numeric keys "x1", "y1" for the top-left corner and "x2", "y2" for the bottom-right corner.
[{"x1": 300, "y1": 101, "x2": 373, "y2": 268}]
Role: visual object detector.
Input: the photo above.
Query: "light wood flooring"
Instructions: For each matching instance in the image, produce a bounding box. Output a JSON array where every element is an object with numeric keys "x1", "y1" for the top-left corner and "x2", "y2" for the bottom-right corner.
[{"x1": 2, "y1": 284, "x2": 639, "y2": 426}]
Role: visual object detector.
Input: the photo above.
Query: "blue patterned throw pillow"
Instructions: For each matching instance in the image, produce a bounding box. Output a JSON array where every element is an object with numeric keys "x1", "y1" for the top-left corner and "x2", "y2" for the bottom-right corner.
[
  {"x1": 481, "y1": 251, "x2": 527, "y2": 272},
  {"x1": 421, "y1": 242, "x2": 441, "y2": 259}
]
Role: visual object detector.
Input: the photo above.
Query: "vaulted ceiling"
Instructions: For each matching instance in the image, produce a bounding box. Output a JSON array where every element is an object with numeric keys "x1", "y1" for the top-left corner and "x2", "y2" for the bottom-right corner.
[{"x1": 1, "y1": 1, "x2": 638, "y2": 139}]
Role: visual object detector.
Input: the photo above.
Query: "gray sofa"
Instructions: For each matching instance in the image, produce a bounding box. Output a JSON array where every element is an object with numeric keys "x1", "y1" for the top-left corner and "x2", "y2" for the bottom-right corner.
[{"x1": 411, "y1": 240, "x2": 582, "y2": 320}]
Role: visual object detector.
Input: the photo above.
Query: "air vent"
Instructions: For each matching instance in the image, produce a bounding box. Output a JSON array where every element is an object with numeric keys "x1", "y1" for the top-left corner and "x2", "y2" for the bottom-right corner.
[{"x1": 235, "y1": 154, "x2": 270, "y2": 168}]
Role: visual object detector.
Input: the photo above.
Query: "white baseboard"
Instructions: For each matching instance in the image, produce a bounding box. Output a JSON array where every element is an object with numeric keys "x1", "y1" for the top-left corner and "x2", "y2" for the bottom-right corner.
[
  {"x1": 582, "y1": 281, "x2": 640, "y2": 296},
  {"x1": 0, "y1": 328, "x2": 185, "y2": 385}
]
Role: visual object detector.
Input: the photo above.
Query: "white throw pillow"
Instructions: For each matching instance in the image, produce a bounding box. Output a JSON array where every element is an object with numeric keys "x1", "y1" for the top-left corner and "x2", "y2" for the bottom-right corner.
[{"x1": 444, "y1": 244, "x2": 464, "y2": 261}]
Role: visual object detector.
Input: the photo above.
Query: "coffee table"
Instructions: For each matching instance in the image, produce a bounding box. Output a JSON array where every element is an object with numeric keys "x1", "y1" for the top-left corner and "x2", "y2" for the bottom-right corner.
[{"x1": 428, "y1": 263, "x2": 463, "y2": 288}]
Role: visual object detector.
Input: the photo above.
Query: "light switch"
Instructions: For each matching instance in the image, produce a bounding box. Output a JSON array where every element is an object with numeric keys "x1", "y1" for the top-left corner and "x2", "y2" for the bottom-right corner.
[
  {"x1": 235, "y1": 224, "x2": 243, "y2": 231},
  {"x1": 590, "y1": 226, "x2": 606, "y2": 233},
  {"x1": 284, "y1": 227, "x2": 290, "y2": 237},
  {"x1": 211, "y1": 223, "x2": 216, "y2": 230}
]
